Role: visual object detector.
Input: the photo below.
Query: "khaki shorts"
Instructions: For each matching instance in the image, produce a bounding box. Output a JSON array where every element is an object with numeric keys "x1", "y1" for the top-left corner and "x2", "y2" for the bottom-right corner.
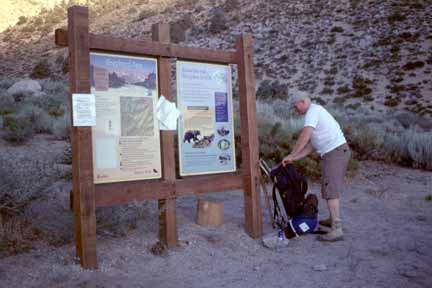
[{"x1": 321, "y1": 143, "x2": 351, "y2": 200}]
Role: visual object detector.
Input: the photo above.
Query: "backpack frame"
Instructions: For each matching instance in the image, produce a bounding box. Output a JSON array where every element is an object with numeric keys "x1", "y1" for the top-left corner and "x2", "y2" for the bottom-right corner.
[{"x1": 259, "y1": 159, "x2": 309, "y2": 229}]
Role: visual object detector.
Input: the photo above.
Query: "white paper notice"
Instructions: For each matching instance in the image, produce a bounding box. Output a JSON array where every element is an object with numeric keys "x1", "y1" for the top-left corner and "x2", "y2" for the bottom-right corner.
[
  {"x1": 156, "y1": 95, "x2": 181, "y2": 130},
  {"x1": 72, "y1": 93, "x2": 96, "y2": 126}
]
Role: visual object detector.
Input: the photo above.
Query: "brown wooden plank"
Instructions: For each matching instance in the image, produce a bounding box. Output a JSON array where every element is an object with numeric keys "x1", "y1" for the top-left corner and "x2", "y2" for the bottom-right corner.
[
  {"x1": 67, "y1": 6, "x2": 97, "y2": 269},
  {"x1": 94, "y1": 174, "x2": 243, "y2": 206},
  {"x1": 55, "y1": 28, "x2": 68, "y2": 46},
  {"x1": 152, "y1": 23, "x2": 178, "y2": 248},
  {"x1": 95, "y1": 180, "x2": 174, "y2": 206},
  {"x1": 55, "y1": 29, "x2": 237, "y2": 64},
  {"x1": 236, "y1": 35, "x2": 262, "y2": 239},
  {"x1": 176, "y1": 173, "x2": 243, "y2": 196}
]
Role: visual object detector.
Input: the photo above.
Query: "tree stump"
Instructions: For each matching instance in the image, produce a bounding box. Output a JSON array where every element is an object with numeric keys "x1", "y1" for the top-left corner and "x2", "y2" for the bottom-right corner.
[{"x1": 196, "y1": 199, "x2": 224, "y2": 227}]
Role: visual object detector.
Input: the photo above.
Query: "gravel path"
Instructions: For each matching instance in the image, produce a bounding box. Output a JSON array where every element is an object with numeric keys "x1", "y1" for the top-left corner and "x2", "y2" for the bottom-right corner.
[{"x1": 0, "y1": 161, "x2": 431, "y2": 288}]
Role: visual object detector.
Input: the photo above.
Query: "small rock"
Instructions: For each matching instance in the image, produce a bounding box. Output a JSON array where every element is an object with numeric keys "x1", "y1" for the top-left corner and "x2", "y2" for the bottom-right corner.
[
  {"x1": 415, "y1": 215, "x2": 427, "y2": 222},
  {"x1": 312, "y1": 264, "x2": 328, "y2": 271},
  {"x1": 397, "y1": 264, "x2": 419, "y2": 278},
  {"x1": 150, "y1": 241, "x2": 168, "y2": 256}
]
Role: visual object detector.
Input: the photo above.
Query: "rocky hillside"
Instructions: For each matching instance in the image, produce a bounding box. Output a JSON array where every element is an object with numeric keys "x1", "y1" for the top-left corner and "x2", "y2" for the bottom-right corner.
[
  {"x1": 0, "y1": 0, "x2": 431, "y2": 116},
  {"x1": 0, "y1": 0, "x2": 64, "y2": 32}
]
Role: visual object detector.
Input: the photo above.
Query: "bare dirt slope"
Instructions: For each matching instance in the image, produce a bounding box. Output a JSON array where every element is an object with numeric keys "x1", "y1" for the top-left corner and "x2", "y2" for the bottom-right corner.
[{"x1": 0, "y1": 161, "x2": 431, "y2": 288}]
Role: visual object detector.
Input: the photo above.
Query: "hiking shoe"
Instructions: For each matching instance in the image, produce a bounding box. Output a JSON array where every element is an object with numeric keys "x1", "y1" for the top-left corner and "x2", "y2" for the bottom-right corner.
[
  {"x1": 319, "y1": 218, "x2": 332, "y2": 227},
  {"x1": 262, "y1": 229, "x2": 289, "y2": 250},
  {"x1": 318, "y1": 221, "x2": 343, "y2": 242}
]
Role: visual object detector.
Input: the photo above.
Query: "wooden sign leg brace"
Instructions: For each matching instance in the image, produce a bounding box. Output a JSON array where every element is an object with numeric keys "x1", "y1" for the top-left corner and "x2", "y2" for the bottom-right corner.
[
  {"x1": 68, "y1": 6, "x2": 97, "y2": 269},
  {"x1": 237, "y1": 35, "x2": 263, "y2": 238},
  {"x1": 152, "y1": 23, "x2": 178, "y2": 248}
]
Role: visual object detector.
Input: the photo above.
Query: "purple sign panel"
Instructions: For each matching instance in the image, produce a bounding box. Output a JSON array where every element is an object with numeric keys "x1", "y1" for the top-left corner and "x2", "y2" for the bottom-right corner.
[{"x1": 215, "y1": 92, "x2": 228, "y2": 122}]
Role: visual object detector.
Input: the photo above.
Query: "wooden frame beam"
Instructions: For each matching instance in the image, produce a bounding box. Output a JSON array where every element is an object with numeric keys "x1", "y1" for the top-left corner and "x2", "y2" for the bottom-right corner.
[
  {"x1": 94, "y1": 173, "x2": 244, "y2": 206},
  {"x1": 55, "y1": 29, "x2": 237, "y2": 64}
]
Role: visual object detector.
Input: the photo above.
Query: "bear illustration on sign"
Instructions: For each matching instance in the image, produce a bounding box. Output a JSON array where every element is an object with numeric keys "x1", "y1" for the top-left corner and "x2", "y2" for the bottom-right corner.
[{"x1": 183, "y1": 130, "x2": 201, "y2": 143}]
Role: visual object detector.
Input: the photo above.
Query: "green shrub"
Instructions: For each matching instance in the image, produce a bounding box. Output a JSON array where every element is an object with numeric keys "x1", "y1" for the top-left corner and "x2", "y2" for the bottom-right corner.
[
  {"x1": 0, "y1": 93, "x2": 15, "y2": 115},
  {"x1": 387, "y1": 12, "x2": 406, "y2": 24},
  {"x1": 384, "y1": 98, "x2": 400, "y2": 107},
  {"x1": 363, "y1": 94, "x2": 374, "y2": 102},
  {"x1": 402, "y1": 130, "x2": 432, "y2": 170},
  {"x1": 324, "y1": 77, "x2": 335, "y2": 86},
  {"x1": 0, "y1": 79, "x2": 15, "y2": 90},
  {"x1": 256, "y1": 80, "x2": 287, "y2": 100},
  {"x1": 38, "y1": 80, "x2": 69, "y2": 117},
  {"x1": 331, "y1": 26, "x2": 344, "y2": 33},
  {"x1": 21, "y1": 104, "x2": 53, "y2": 134},
  {"x1": 333, "y1": 96, "x2": 347, "y2": 104},
  {"x1": 3, "y1": 114, "x2": 34, "y2": 143},
  {"x1": 21, "y1": 25, "x2": 35, "y2": 33},
  {"x1": 135, "y1": 9, "x2": 158, "y2": 21},
  {"x1": 389, "y1": 85, "x2": 406, "y2": 94},
  {"x1": 52, "y1": 115, "x2": 70, "y2": 141},
  {"x1": 16, "y1": 16, "x2": 27, "y2": 25},
  {"x1": 324, "y1": 66, "x2": 338, "y2": 75},
  {"x1": 31, "y1": 60, "x2": 52, "y2": 79},
  {"x1": 402, "y1": 61, "x2": 425, "y2": 71},
  {"x1": 33, "y1": 17, "x2": 43, "y2": 27},
  {"x1": 425, "y1": 195, "x2": 432, "y2": 201},
  {"x1": 346, "y1": 103, "x2": 361, "y2": 110},
  {"x1": 62, "y1": 146, "x2": 72, "y2": 165},
  {"x1": 295, "y1": 156, "x2": 321, "y2": 181},
  {"x1": 0, "y1": 152, "x2": 62, "y2": 220},
  {"x1": 352, "y1": 76, "x2": 372, "y2": 98},
  {"x1": 337, "y1": 85, "x2": 351, "y2": 94},
  {"x1": 348, "y1": 125, "x2": 383, "y2": 160},
  {"x1": 321, "y1": 87, "x2": 334, "y2": 95},
  {"x1": 383, "y1": 130, "x2": 432, "y2": 170}
]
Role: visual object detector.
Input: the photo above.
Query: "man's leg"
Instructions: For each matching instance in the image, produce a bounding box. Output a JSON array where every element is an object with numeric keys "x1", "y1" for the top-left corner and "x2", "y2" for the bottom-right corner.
[
  {"x1": 327, "y1": 198, "x2": 340, "y2": 223},
  {"x1": 319, "y1": 144, "x2": 350, "y2": 241},
  {"x1": 319, "y1": 198, "x2": 340, "y2": 227}
]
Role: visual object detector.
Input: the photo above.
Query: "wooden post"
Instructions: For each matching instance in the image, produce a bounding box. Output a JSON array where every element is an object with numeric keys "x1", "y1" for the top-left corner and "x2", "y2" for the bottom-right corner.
[
  {"x1": 236, "y1": 35, "x2": 262, "y2": 239},
  {"x1": 152, "y1": 23, "x2": 178, "y2": 248},
  {"x1": 68, "y1": 6, "x2": 98, "y2": 269}
]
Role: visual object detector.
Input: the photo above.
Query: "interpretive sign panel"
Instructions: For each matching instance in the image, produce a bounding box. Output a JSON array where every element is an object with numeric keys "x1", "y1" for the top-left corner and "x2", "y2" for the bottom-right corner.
[
  {"x1": 177, "y1": 61, "x2": 236, "y2": 176},
  {"x1": 90, "y1": 52, "x2": 161, "y2": 183}
]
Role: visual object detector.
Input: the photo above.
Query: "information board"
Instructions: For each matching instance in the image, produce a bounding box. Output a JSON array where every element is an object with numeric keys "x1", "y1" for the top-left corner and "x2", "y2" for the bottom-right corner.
[
  {"x1": 90, "y1": 52, "x2": 161, "y2": 183},
  {"x1": 177, "y1": 61, "x2": 236, "y2": 176}
]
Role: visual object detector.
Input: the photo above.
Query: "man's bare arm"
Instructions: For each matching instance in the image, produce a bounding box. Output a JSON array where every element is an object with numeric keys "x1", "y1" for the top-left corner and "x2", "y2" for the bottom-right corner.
[
  {"x1": 283, "y1": 142, "x2": 314, "y2": 165},
  {"x1": 292, "y1": 142, "x2": 314, "y2": 161},
  {"x1": 291, "y1": 126, "x2": 314, "y2": 157}
]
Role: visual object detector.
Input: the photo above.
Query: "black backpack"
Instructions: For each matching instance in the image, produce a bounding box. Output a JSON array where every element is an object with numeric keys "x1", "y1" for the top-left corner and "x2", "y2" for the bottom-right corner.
[{"x1": 269, "y1": 163, "x2": 309, "y2": 228}]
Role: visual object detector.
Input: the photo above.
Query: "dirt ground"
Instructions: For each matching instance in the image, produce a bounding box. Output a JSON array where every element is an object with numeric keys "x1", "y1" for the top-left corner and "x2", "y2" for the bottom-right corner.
[{"x1": 0, "y1": 160, "x2": 431, "y2": 288}]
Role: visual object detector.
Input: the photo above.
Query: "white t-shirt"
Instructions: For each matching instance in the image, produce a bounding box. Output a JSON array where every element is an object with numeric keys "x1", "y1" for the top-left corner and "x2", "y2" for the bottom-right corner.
[{"x1": 304, "y1": 103, "x2": 346, "y2": 156}]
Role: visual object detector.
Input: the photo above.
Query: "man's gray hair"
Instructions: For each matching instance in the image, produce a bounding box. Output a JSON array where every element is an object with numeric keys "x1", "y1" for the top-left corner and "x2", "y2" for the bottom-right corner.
[{"x1": 288, "y1": 90, "x2": 310, "y2": 107}]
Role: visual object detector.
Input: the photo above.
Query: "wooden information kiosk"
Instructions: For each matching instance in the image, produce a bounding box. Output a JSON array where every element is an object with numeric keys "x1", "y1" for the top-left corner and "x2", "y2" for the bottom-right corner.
[{"x1": 55, "y1": 5, "x2": 262, "y2": 269}]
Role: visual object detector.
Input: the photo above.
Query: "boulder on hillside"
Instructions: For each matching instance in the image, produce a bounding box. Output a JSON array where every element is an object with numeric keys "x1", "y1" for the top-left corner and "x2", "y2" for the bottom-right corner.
[{"x1": 7, "y1": 79, "x2": 42, "y2": 97}]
